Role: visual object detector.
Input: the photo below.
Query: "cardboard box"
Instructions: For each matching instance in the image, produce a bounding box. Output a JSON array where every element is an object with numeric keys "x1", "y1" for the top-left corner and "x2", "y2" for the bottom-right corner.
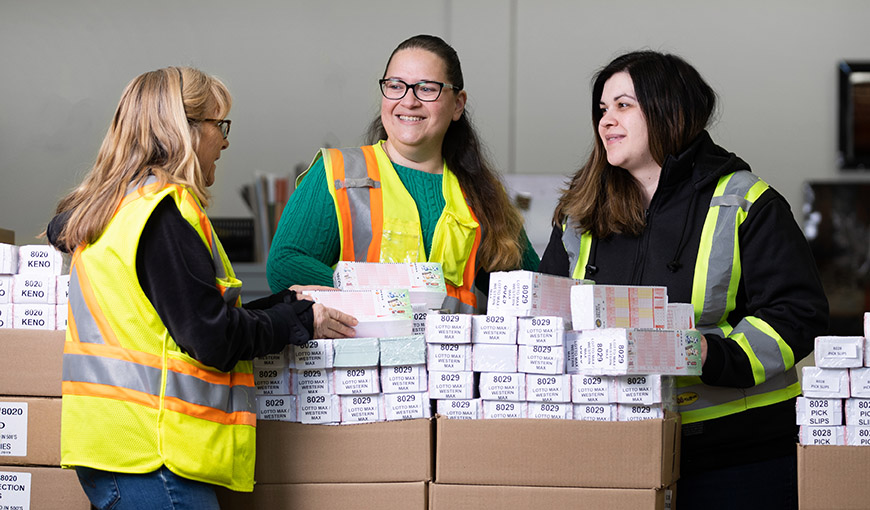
[
  {"x1": 798, "y1": 445, "x2": 870, "y2": 509},
  {"x1": 0, "y1": 397, "x2": 61, "y2": 466},
  {"x1": 254, "y1": 418, "x2": 433, "y2": 484},
  {"x1": 429, "y1": 483, "x2": 674, "y2": 510},
  {"x1": 0, "y1": 229, "x2": 13, "y2": 245},
  {"x1": 217, "y1": 481, "x2": 428, "y2": 510},
  {"x1": 434, "y1": 413, "x2": 679, "y2": 488},
  {"x1": 0, "y1": 329, "x2": 65, "y2": 397},
  {"x1": 0, "y1": 466, "x2": 90, "y2": 510}
]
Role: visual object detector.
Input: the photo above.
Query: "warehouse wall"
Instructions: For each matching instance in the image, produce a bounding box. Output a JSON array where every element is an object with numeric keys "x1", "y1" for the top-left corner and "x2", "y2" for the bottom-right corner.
[{"x1": 2, "y1": 0, "x2": 870, "y2": 246}]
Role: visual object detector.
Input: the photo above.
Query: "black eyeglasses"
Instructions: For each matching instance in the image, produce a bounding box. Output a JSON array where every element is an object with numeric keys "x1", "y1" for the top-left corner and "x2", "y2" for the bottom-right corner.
[
  {"x1": 379, "y1": 79, "x2": 458, "y2": 102},
  {"x1": 189, "y1": 118, "x2": 231, "y2": 139}
]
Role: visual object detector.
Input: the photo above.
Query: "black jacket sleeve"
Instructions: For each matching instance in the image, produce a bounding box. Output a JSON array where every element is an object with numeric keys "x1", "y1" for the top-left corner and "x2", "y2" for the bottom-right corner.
[
  {"x1": 700, "y1": 188, "x2": 829, "y2": 387},
  {"x1": 137, "y1": 197, "x2": 315, "y2": 372},
  {"x1": 538, "y1": 223, "x2": 570, "y2": 277}
]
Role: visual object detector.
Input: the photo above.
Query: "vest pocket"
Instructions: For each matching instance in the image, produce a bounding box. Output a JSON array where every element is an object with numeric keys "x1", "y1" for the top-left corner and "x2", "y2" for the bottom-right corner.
[{"x1": 430, "y1": 210, "x2": 478, "y2": 287}]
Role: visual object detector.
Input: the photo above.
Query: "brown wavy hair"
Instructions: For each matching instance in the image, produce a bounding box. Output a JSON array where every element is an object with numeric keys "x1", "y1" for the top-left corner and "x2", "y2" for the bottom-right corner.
[
  {"x1": 366, "y1": 35, "x2": 525, "y2": 271},
  {"x1": 554, "y1": 51, "x2": 716, "y2": 237}
]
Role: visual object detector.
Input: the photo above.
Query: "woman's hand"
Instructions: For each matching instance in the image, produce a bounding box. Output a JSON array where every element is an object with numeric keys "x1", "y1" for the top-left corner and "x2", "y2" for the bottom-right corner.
[
  {"x1": 312, "y1": 303, "x2": 358, "y2": 339},
  {"x1": 701, "y1": 334, "x2": 708, "y2": 366}
]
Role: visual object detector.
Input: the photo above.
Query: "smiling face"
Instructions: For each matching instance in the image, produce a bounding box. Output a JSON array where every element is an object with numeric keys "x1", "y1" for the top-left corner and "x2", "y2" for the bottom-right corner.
[
  {"x1": 194, "y1": 116, "x2": 229, "y2": 187},
  {"x1": 597, "y1": 72, "x2": 658, "y2": 177},
  {"x1": 380, "y1": 48, "x2": 466, "y2": 163}
]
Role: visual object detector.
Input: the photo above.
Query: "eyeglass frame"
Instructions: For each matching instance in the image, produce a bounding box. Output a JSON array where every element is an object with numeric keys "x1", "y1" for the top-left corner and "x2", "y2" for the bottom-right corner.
[
  {"x1": 189, "y1": 118, "x2": 231, "y2": 139},
  {"x1": 378, "y1": 78, "x2": 459, "y2": 102}
]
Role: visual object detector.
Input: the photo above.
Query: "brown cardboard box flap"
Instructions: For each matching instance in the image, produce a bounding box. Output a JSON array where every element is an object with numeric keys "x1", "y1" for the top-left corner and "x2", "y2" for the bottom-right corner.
[
  {"x1": 0, "y1": 396, "x2": 62, "y2": 466},
  {"x1": 0, "y1": 466, "x2": 90, "y2": 509},
  {"x1": 0, "y1": 329, "x2": 66, "y2": 397},
  {"x1": 798, "y1": 444, "x2": 870, "y2": 509},
  {"x1": 435, "y1": 412, "x2": 680, "y2": 489},
  {"x1": 429, "y1": 483, "x2": 674, "y2": 510},
  {"x1": 254, "y1": 418, "x2": 434, "y2": 484},
  {"x1": 218, "y1": 481, "x2": 428, "y2": 510}
]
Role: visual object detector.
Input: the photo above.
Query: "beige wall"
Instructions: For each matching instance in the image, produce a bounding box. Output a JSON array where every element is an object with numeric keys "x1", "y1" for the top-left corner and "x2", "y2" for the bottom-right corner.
[{"x1": 3, "y1": 0, "x2": 870, "y2": 245}]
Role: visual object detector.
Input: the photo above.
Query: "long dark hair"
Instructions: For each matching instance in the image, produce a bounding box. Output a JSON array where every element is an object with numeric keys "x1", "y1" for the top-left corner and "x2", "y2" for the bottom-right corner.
[
  {"x1": 555, "y1": 50, "x2": 717, "y2": 237},
  {"x1": 366, "y1": 34, "x2": 524, "y2": 271}
]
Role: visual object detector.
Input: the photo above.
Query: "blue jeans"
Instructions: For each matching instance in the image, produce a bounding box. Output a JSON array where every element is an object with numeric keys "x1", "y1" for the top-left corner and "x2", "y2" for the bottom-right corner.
[{"x1": 75, "y1": 466, "x2": 220, "y2": 510}]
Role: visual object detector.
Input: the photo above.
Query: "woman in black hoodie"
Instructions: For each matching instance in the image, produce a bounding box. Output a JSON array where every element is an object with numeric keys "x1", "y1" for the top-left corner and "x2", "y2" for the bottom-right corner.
[{"x1": 539, "y1": 51, "x2": 828, "y2": 510}]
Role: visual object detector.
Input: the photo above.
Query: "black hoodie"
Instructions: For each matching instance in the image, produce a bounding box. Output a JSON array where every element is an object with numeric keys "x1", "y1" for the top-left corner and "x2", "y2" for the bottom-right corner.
[{"x1": 540, "y1": 131, "x2": 829, "y2": 474}]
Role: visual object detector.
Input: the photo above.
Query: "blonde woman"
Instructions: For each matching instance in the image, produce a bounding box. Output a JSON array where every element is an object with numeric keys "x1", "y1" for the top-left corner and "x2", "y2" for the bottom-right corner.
[{"x1": 47, "y1": 66, "x2": 356, "y2": 508}]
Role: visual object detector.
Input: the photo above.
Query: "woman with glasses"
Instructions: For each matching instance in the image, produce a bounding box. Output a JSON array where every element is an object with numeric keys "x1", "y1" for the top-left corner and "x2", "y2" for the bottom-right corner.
[
  {"x1": 46, "y1": 66, "x2": 357, "y2": 508},
  {"x1": 267, "y1": 34, "x2": 539, "y2": 312},
  {"x1": 538, "y1": 51, "x2": 828, "y2": 509}
]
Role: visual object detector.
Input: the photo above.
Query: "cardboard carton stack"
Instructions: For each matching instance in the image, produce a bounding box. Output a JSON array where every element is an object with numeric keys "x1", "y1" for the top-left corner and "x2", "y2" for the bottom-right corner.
[
  {"x1": 798, "y1": 312, "x2": 870, "y2": 509},
  {"x1": 0, "y1": 317, "x2": 89, "y2": 507},
  {"x1": 225, "y1": 265, "x2": 439, "y2": 509}
]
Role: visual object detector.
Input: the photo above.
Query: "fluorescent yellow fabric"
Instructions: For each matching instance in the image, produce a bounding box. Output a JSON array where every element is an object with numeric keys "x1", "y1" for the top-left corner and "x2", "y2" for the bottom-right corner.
[{"x1": 61, "y1": 183, "x2": 256, "y2": 491}]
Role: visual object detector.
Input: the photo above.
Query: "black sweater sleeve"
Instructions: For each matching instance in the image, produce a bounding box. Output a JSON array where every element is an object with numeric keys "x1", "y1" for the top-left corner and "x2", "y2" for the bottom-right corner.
[
  {"x1": 538, "y1": 223, "x2": 570, "y2": 277},
  {"x1": 138, "y1": 197, "x2": 315, "y2": 372}
]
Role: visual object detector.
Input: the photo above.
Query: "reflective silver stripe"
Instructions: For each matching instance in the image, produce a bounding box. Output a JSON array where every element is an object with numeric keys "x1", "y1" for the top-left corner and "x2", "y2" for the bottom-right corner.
[
  {"x1": 335, "y1": 147, "x2": 379, "y2": 261},
  {"x1": 165, "y1": 370, "x2": 255, "y2": 414},
  {"x1": 676, "y1": 367, "x2": 799, "y2": 414},
  {"x1": 335, "y1": 177, "x2": 380, "y2": 189},
  {"x1": 442, "y1": 295, "x2": 475, "y2": 314},
  {"x1": 63, "y1": 352, "x2": 254, "y2": 414},
  {"x1": 68, "y1": 264, "x2": 105, "y2": 344},
  {"x1": 562, "y1": 218, "x2": 583, "y2": 278},
  {"x1": 63, "y1": 352, "x2": 161, "y2": 394},
  {"x1": 697, "y1": 171, "x2": 760, "y2": 328},
  {"x1": 733, "y1": 320, "x2": 785, "y2": 381}
]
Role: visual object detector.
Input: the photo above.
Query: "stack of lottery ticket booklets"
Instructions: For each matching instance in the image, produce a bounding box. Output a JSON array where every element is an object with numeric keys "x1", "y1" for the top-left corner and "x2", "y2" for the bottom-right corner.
[
  {"x1": 332, "y1": 261, "x2": 447, "y2": 311},
  {"x1": 799, "y1": 321, "x2": 870, "y2": 446},
  {"x1": 0, "y1": 244, "x2": 68, "y2": 331},
  {"x1": 427, "y1": 312, "x2": 478, "y2": 417},
  {"x1": 486, "y1": 270, "x2": 590, "y2": 325},
  {"x1": 305, "y1": 289, "x2": 414, "y2": 338},
  {"x1": 563, "y1": 285, "x2": 698, "y2": 421}
]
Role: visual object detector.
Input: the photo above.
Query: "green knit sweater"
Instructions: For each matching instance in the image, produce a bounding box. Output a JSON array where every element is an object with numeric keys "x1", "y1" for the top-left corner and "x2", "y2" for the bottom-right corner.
[{"x1": 266, "y1": 156, "x2": 540, "y2": 293}]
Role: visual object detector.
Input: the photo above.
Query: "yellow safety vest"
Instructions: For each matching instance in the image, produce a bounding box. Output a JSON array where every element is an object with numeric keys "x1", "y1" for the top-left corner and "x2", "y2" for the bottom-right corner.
[
  {"x1": 563, "y1": 171, "x2": 800, "y2": 424},
  {"x1": 61, "y1": 178, "x2": 256, "y2": 491},
  {"x1": 304, "y1": 141, "x2": 481, "y2": 313}
]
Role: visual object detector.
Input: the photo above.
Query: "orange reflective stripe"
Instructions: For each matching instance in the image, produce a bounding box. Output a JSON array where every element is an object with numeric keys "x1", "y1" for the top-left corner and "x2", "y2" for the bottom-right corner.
[
  {"x1": 361, "y1": 145, "x2": 383, "y2": 262},
  {"x1": 64, "y1": 380, "x2": 160, "y2": 409},
  {"x1": 451, "y1": 197, "x2": 481, "y2": 309},
  {"x1": 181, "y1": 190, "x2": 214, "y2": 252},
  {"x1": 63, "y1": 381, "x2": 256, "y2": 426},
  {"x1": 71, "y1": 254, "x2": 120, "y2": 347},
  {"x1": 330, "y1": 149, "x2": 356, "y2": 261},
  {"x1": 164, "y1": 397, "x2": 256, "y2": 426},
  {"x1": 65, "y1": 341, "x2": 254, "y2": 388}
]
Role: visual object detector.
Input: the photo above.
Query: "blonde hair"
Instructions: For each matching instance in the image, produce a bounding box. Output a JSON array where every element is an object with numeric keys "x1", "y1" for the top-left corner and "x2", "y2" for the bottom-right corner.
[{"x1": 53, "y1": 66, "x2": 231, "y2": 251}]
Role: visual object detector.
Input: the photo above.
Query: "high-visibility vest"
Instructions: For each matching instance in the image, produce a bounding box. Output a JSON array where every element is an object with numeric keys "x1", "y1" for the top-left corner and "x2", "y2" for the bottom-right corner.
[
  {"x1": 563, "y1": 171, "x2": 800, "y2": 424},
  {"x1": 61, "y1": 178, "x2": 256, "y2": 491},
  {"x1": 306, "y1": 141, "x2": 481, "y2": 313}
]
